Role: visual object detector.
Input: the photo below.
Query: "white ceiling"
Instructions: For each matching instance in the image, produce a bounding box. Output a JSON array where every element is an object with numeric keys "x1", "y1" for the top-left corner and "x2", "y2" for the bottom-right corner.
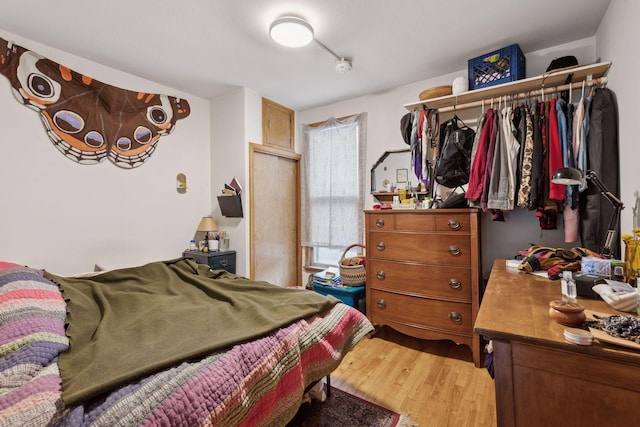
[{"x1": 0, "y1": 0, "x2": 612, "y2": 110}]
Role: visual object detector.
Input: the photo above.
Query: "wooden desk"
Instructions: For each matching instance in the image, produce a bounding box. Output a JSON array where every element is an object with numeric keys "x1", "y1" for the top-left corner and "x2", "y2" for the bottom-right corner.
[{"x1": 475, "y1": 259, "x2": 640, "y2": 427}]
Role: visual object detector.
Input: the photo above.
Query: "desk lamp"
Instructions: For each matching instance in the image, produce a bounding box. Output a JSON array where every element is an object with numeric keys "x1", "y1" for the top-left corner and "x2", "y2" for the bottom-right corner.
[
  {"x1": 197, "y1": 216, "x2": 218, "y2": 252},
  {"x1": 551, "y1": 167, "x2": 624, "y2": 258}
]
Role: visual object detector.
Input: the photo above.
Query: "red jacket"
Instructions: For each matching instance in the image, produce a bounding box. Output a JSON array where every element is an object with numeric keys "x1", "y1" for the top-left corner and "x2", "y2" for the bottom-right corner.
[{"x1": 548, "y1": 98, "x2": 565, "y2": 201}]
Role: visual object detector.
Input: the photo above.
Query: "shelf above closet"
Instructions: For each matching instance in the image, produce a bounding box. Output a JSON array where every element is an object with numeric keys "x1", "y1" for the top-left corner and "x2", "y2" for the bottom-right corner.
[{"x1": 404, "y1": 61, "x2": 611, "y2": 111}]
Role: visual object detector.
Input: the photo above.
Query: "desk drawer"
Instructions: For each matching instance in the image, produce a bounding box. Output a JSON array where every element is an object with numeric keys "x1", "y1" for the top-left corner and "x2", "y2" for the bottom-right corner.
[
  {"x1": 369, "y1": 289, "x2": 472, "y2": 335},
  {"x1": 368, "y1": 259, "x2": 472, "y2": 301}
]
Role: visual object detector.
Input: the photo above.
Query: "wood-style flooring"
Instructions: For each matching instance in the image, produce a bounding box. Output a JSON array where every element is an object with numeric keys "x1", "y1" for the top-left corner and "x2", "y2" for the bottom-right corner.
[{"x1": 330, "y1": 326, "x2": 497, "y2": 427}]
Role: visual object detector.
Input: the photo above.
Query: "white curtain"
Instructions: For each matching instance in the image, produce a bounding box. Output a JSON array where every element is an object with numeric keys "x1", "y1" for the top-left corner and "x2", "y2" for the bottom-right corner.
[{"x1": 301, "y1": 113, "x2": 367, "y2": 249}]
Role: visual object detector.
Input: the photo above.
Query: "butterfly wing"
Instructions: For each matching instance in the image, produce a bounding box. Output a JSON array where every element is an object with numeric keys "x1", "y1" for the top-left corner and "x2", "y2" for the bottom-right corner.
[{"x1": 0, "y1": 37, "x2": 190, "y2": 168}]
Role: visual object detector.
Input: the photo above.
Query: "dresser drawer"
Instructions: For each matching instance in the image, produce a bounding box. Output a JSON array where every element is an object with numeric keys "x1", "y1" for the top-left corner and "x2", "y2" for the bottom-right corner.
[
  {"x1": 369, "y1": 289, "x2": 473, "y2": 335},
  {"x1": 367, "y1": 232, "x2": 472, "y2": 265},
  {"x1": 434, "y1": 214, "x2": 471, "y2": 232},
  {"x1": 368, "y1": 259, "x2": 472, "y2": 301},
  {"x1": 394, "y1": 214, "x2": 435, "y2": 231},
  {"x1": 367, "y1": 213, "x2": 396, "y2": 231}
]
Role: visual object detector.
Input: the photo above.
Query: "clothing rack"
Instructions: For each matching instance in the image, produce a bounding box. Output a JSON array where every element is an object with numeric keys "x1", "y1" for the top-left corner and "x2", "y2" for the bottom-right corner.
[{"x1": 436, "y1": 77, "x2": 607, "y2": 114}]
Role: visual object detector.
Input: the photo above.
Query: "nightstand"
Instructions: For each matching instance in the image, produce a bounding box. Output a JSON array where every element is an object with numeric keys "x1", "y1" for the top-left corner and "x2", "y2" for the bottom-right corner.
[{"x1": 182, "y1": 250, "x2": 236, "y2": 274}]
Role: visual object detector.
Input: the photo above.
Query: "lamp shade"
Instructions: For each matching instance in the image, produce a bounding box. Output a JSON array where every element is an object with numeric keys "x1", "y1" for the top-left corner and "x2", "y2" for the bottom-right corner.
[
  {"x1": 269, "y1": 16, "x2": 314, "y2": 47},
  {"x1": 197, "y1": 216, "x2": 218, "y2": 232},
  {"x1": 551, "y1": 167, "x2": 586, "y2": 186}
]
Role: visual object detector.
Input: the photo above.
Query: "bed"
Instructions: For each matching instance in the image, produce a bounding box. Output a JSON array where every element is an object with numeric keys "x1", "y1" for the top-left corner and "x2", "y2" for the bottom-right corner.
[{"x1": 0, "y1": 258, "x2": 374, "y2": 426}]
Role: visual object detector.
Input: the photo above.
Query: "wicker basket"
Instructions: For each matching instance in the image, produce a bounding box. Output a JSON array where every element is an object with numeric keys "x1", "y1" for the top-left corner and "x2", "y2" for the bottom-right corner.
[
  {"x1": 339, "y1": 244, "x2": 366, "y2": 287},
  {"x1": 419, "y1": 85, "x2": 453, "y2": 101}
]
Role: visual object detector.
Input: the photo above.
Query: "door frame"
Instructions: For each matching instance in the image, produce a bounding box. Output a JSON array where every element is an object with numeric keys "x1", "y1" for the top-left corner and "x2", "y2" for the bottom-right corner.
[{"x1": 249, "y1": 142, "x2": 301, "y2": 284}]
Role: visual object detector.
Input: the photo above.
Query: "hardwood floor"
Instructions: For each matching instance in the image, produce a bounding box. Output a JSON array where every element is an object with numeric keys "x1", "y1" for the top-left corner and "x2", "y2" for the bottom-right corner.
[{"x1": 331, "y1": 326, "x2": 497, "y2": 426}]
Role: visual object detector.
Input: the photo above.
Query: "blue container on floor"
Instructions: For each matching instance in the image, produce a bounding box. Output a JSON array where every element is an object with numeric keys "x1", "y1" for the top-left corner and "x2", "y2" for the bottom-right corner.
[{"x1": 312, "y1": 282, "x2": 365, "y2": 311}]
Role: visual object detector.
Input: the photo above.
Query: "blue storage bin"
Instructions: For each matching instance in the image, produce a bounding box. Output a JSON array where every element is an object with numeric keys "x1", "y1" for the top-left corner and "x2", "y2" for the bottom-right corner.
[
  {"x1": 468, "y1": 44, "x2": 526, "y2": 90},
  {"x1": 312, "y1": 282, "x2": 365, "y2": 311}
]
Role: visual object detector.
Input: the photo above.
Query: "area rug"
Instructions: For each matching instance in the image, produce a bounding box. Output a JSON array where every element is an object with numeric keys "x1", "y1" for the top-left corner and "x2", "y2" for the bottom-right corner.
[{"x1": 286, "y1": 386, "x2": 417, "y2": 427}]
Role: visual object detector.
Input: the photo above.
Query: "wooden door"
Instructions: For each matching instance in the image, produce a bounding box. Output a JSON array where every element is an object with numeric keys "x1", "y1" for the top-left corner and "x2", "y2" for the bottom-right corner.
[{"x1": 249, "y1": 143, "x2": 301, "y2": 286}]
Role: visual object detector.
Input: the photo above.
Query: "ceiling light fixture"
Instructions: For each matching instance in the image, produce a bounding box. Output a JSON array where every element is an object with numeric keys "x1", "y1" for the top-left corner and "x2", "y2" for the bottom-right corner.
[
  {"x1": 269, "y1": 16, "x2": 352, "y2": 74},
  {"x1": 269, "y1": 16, "x2": 314, "y2": 48}
]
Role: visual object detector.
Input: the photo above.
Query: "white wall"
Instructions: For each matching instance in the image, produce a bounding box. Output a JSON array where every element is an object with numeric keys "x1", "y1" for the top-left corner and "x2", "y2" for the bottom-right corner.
[
  {"x1": 596, "y1": 0, "x2": 640, "y2": 237},
  {"x1": 299, "y1": 38, "x2": 607, "y2": 276},
  {"x1": 210, "y1": 87, "x2": 263, "y2": 276},
  {"x1": 0, "y1": 30, "x2": 211, "y2": 275}
]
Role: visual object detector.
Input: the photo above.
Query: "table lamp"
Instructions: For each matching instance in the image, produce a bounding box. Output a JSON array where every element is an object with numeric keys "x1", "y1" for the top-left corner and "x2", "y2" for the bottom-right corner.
[
  {"x1": 551, "y1": 167, "x2": 624, "y2": 258},
  {"x1": 197, "y1": 216, "x2": 218, "y2": 252}
]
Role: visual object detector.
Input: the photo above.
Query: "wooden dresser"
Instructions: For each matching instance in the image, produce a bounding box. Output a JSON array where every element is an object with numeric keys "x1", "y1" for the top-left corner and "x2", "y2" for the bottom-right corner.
[
  {"x1": 475, "y1": 260, "x2": 640, "y2": 426},
  {"x1": 364, "y1": 209, "x2": 481, "y2": 367}
]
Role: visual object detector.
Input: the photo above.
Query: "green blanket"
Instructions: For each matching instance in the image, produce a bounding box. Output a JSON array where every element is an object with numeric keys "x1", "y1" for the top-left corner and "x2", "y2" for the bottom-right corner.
[{"x1": 45, "y1": 258, "x2": 338, "y2": 406}]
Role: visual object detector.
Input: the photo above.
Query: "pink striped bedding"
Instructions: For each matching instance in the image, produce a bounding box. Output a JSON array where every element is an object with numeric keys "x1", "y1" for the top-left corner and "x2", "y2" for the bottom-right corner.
[{"x1": 0, "y1": 263, "x2": 373, "y2": 426}]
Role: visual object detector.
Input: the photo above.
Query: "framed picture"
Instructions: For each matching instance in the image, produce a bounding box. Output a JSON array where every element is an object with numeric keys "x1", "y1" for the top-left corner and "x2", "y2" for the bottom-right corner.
[{"x1": 396, "y1": 168, "x2": 408, "y2": 183}]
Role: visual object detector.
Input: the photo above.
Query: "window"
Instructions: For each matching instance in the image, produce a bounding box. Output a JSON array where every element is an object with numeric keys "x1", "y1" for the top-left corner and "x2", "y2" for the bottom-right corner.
[{"x1": 301, "y1": 113, "x2": 367, "y2": 267}]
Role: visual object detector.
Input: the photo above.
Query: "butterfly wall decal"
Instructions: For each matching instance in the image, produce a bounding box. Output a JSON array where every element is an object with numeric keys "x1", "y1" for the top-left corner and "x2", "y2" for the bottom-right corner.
[{"x1": 0, "y1": 37, "x2": 190, "y2": 169}]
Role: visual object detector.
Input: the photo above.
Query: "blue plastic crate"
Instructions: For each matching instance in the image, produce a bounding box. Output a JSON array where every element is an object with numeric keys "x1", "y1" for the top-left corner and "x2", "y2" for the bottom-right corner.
[
  {"x1": 312, "y1": 282, "x2": 365, "y2": 311},
  {"x1": 468, "y1": 44, "x2": 526, "y2": 90}
]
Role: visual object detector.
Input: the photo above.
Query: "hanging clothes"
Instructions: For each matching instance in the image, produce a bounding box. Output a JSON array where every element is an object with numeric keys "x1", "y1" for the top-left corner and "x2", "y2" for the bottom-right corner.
[
  {"x1": 578, "y1": 94, "x2": 593, "y2": 190},
  {"x1": 468, "y1": 111, "x2": 487, "y2": 209},
  {"x1": 548, "y1": 98, "x2": 565, "y2": 202},
  {"x1": 572, "y1": 95, "x2": 587, "y2": 193},
  {"x1": 466, "y1": 108, "x2": 494, "y2": 203},
  {"x1": 517, "y1": 106, "x2": 535, "y2": 208},
  {"x1": 487, "y1": 106, "x2": 519, "y2": 211},
  {"x1": 536, "y1": 101, "x2": 558, "y2": 230},
  {"x1": 556, "y1": 97, "x2": 578, "y2": 242},
  {"x1": 529, "y1": 101, "x2": 544, "y2": 209},
  {"x1": 506, "y1": 106, "x2": 521, "y2": 209},
  {"x1": 565, "y1": 101, "x2": 577, "y2": 206},
  {"x1": 512, "y1": 105, "x2": 527, "y2": 199},
  {"x1": 481, "y1": 108, "x2": 500, "y2": 211},
  {"x1": 579, "y1": 87, "x2": 620, "y2": 258},
  {"x1": 411, "y1": 109, "x2": 421, "y2": 186}
]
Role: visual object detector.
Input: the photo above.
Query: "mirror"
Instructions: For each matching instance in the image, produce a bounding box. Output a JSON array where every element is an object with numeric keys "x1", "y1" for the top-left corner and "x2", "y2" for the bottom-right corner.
[{"x1": 370, "y1": 149, "x2": 418, "y2": 193}]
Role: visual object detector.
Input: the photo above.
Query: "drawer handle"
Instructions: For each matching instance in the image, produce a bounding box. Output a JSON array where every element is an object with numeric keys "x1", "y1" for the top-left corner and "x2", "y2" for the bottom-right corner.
[
  {"x1": 376, "y1": 218, "x2": 385, "y2": 227},
  {"x1": 376, "y1": 242, "x2": 386, "y2": 251},
  {"x1": 376, "y1": 270, "x2": 386, "y2": 280},
  {"x1": 448, "y1": 311, "x2": 463, "y2": 323},
  {"x1": 377, "y1": 299, "x2": 387, "y2": 309},
  {"x1": 448, "y1": 278, "x2": 461, "y2": 289},
  {"x1": 219, "y1": 260, "x2": 228, "y2": 267},
  {"x1": 448, "y1": 246, "x2": 461, "y2": 256},
  {"x1": 448, "y1": 219, "x2": 461, "y2": 230}
]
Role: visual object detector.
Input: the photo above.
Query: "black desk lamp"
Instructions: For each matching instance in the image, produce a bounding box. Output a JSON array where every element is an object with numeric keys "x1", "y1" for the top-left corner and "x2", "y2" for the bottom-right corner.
[{"x1": 552, "y1": 167, "x2": 624, "y2": 259}]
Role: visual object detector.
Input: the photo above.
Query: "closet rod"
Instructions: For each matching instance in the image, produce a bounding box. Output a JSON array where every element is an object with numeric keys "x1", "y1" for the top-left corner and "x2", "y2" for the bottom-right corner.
[{"x1": 436, "y1": 77, "x2": 607, "y2": 114}]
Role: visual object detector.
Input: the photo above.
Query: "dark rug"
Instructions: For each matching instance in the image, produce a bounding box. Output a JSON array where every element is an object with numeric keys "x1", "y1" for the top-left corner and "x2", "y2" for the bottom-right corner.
[{"x1": 286, "y1": 386, "x2": 416, "y2": 427}]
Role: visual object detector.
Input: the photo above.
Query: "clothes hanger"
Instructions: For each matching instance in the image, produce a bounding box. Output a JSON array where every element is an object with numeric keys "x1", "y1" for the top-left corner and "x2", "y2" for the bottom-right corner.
[{"x1": 568, "y1": 82, "x2": 573, "y2": 104}]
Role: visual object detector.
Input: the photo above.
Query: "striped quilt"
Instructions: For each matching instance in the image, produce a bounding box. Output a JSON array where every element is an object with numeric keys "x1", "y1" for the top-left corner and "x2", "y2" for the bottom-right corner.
[{"x1": 0, "y1": 263, "x2": 374, "y2": 426}]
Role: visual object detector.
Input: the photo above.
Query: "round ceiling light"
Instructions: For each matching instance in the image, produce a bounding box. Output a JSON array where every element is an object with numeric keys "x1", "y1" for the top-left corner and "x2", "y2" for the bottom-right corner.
[{"x1": 269, "y1": 16, "x2": 314, "y2": 47}]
